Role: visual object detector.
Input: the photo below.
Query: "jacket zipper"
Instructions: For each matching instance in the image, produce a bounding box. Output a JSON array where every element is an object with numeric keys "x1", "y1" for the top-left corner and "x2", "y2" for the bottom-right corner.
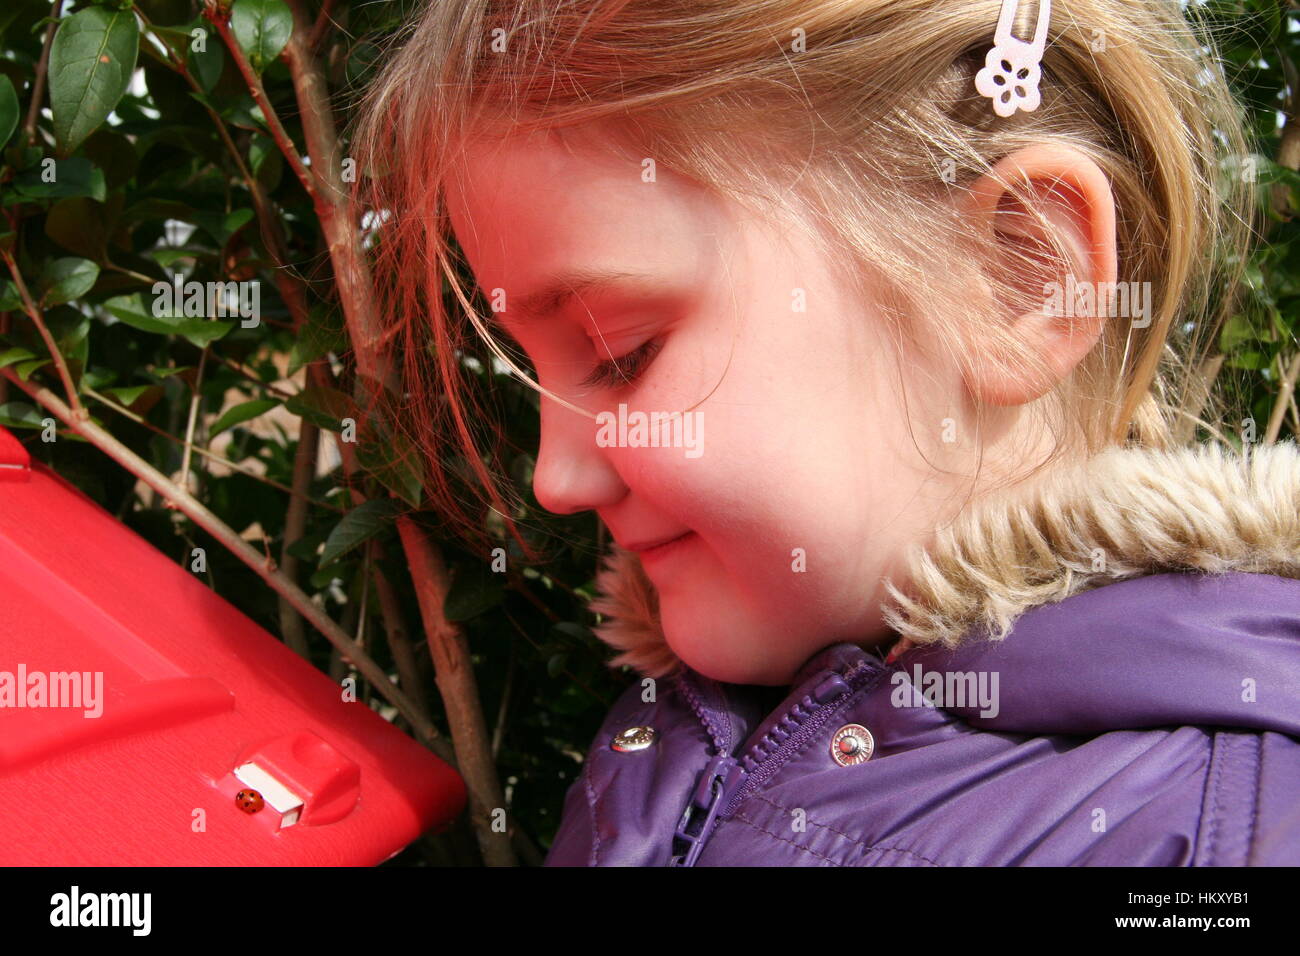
[{"x1": 669, "y1": 665, "x2": 870, "y2": 866}]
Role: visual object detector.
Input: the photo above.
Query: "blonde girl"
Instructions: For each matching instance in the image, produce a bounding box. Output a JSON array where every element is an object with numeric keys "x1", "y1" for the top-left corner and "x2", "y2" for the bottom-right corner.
[{"x1": 353, "y1": 0, "x2": 1300, "y2": 866}]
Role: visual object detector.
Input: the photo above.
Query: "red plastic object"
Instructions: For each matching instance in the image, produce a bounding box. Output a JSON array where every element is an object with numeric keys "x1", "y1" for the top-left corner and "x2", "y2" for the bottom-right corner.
[{"x1": 0, "y1": 424, "x2": 465, "y2": 865}]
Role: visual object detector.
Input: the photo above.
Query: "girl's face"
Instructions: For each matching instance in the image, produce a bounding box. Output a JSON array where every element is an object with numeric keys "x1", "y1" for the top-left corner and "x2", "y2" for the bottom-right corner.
[{"x1": 447, "y1": 126, "x2": 982, "y2": 685}]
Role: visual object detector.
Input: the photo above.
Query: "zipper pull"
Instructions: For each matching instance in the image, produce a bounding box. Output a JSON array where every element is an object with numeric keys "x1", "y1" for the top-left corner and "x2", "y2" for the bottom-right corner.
[
  {"x1": 813, "y1": 672, "x2": 850, "y2": 704},
  {"x1": 668, "y1": 753, "x2": 747, "y2": 867}
]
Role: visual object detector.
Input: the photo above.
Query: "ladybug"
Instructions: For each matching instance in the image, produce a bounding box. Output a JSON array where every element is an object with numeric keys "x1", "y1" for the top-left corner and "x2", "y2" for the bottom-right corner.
[{"x1": 235, "y1": 789, "x2": 265, "y2": 814}]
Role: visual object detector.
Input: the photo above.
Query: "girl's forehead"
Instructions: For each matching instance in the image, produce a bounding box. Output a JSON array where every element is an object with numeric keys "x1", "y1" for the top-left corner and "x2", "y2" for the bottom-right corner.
[
  {"x1": 449, "y1": 131, "x2": 734, "y2": 267},
  {"x1": 454, "y1": 122, "x2": 643, "y2": 190}
]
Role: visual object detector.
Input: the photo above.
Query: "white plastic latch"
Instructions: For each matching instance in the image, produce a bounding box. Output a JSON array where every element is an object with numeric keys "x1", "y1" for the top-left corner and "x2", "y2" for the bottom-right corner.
[{"x1": 234, "y1": 761, "x2": 305, "y2": 828}]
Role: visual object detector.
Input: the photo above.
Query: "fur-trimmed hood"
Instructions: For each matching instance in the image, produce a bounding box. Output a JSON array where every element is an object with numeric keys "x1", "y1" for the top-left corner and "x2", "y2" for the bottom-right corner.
[{"x1": 587, "y1": 441, "x2": 1300, "y2": 680}]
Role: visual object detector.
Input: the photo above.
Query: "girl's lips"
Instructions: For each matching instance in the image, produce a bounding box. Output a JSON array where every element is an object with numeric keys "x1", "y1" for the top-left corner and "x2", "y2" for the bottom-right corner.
[{"x1": 634, "y1": 530, "x2": 695, "y2": 561}]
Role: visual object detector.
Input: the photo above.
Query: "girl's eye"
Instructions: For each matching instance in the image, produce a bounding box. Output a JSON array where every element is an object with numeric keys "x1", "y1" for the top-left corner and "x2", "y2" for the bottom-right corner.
[{"x1": 578, "y1": 338, "x2": 663, "y2": 390}]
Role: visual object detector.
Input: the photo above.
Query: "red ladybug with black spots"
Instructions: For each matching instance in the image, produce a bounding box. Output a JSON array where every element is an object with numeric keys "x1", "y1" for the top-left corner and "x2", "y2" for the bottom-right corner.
[{"x1": 235, "y1": 789, "x2": 264, "y2": 814}]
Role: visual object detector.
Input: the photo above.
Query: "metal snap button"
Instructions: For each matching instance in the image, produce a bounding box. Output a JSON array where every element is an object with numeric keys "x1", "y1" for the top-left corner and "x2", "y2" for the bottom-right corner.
[
  {"x1": 611, "y1": 726, "x2": 656, "y2": 752},
  {"x1": 830, "y1": 724, "x2": 874, "y2": 767}
]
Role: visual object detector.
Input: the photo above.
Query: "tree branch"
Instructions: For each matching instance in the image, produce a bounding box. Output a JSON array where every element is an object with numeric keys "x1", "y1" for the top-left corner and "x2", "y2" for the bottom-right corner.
[
  {"x1": 201, "y1": 1, "x2": 318, "y2": 204},
  {"x1": 398, "y1": 514, "x2": 517, "y2": 867},
  {"x1": 277, "y1": 417, "x2": 319, "y2": 659},
  {"x1": 280, "y1": 0, "x2": 391, "y2": 391},
  {"x1": 1265, "y1": 350, "x2": 1300, "y2": 443},
  {"x1": 370, "y1": 537, "x2": 432, "y2": 724},
  {"x1": 1, "y1": 247, "x2": 86, "y2": 420},
  {"x1": 1, "y1": 368, "x2": 457, "y2": 769},
  {"x1": 22, "y1": 0, "x2": 64, "y2": 147}
]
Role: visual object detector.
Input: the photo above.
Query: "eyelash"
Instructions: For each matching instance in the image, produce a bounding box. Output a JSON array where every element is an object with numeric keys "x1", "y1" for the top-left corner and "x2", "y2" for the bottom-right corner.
[{"x1": 579, "y1": 338, "x2": 663, "y2": 390}]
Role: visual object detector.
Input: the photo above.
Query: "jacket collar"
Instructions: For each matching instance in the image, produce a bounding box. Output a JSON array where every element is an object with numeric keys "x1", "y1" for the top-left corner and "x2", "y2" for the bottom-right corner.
[
  {"x1": 678, "y1": 567, "x2": 1300, "y2": 753},
  {"x1": 887, "y1": 568, "x2": 1300, "y2": 736},
  {"x1": 588, "y1": 441, "x2": 1300, "y2": 682}
]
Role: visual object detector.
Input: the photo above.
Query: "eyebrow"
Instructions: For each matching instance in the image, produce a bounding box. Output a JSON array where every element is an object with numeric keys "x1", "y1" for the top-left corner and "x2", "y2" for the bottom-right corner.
[{"x1": 501, "y1": 268, "x2": 659, "y2": 325}]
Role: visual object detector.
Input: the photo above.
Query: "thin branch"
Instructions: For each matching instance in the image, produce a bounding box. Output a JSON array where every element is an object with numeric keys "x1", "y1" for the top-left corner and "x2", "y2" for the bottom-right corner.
[
  {"x1": 22, "y1": 0, "x2": 64, "y2": 147},
  {"x1": 505, "y1": 573, "x2": 563, "y2": 623},
  {"x1": 1174, "y1": 352, "x2": 1226, "y2": 445},
  {"x1": 1265, "y1": 350, "x2": 1300, "y2": 443},
  {"x1": 102, "y1": 261, "x2": 159, "y2": 286},
  {"x1": 174, "y1": 344, "x2": 209, "y2": 500},
  {"x1": 82, "y1": 384, "x2": 340, "y2": 509},
  {"x1": 201, "y1": 1, "x2": 318, "y2": 204},
  {"x1": 308, "y1": 0, "x2": 338, "y2": 51},
  {"x1": 2, "y1": 248, "x2": 86, "y2": 420},
  {"x1": 203, "y1": 350, "x2": 299, "y2": 401},
  {"x1": 2, "y1": 368, "x2": 456, "y2": 768},
  {"x1": 280, "y1": 0, "x2": 391, "y2": 391},
  {"x1": 277, "y1": 417, "x2": 319, "y2": 659},
  {"x1": 370, "y1": 537, "x2": 432, "y2": 724},
  {"x1": 491, "y1": 642, "x2": 514, "y2": 760},
  {"x1": 134, "y1": 7, "x2": 257, "y2": 188},
  {"x1": 398, "y1": 514, "x2": 517, "y2": 867}
]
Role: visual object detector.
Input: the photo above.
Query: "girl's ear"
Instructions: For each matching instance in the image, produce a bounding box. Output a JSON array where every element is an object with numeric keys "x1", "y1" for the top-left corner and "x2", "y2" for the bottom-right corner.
[{"x1": 957, "y1": 143, "x2": 1119, "y2": 407}]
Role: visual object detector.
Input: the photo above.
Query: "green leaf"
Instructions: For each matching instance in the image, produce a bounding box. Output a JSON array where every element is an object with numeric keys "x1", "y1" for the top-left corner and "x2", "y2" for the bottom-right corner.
[
  {"x1": 40, "y1": 257, "x2": 100, "y2": 306},
  {"x1": 0, "y1": 401, "x2": 45, "y2": 429},
  {"x1": 356, "y1": 424, "x2": 424, "y2": 508},
  {"x1": 319, "y1": 498, "x2": 403, "y2": 567},
  {"x1": 445, "y1": 564, "x2": 506, "y2": 622},
  {"x1": 150, "y1": 364, "x2": 194, "y2": 379},
  {"x1": 149, "y1": 247, "x2": 201, "y2": 267},
  {"x1": 248, "y1": 133, "x2": 283, "y2": 192},
  {"x1": 192, "y1": 207, "x2": 253, "y2": 246},
  {"x1": 546, "y1": 653, "x2": 567, "y2": 678},
  {"x1": 121, "y1": 197, "x2": 193, "y2": 225},
  {"x1": 0, "y1": 347, "x2": 36, "y2": 369},
  {"x1": 285, "y1": 533, "x2": 323, "y2": 562},
  {"x1": 285, "y1": 385, "x2": 359, "y2": 432},
  {"x1": 51, "y1": 307, "x2": 92, "y2": 355},
  {"x1": 103, "y1": 383, "x2": 164, "y2": 414},
  {"x1": 82, "y1": 130, "x2": 138, "y2": 190},
  {"x1": 102, "y1": 293, "x2": 234, "y2": 347},
  {"x1": 49, "y1": 6, "x2": 141, "y2": 153},
  {"x1": 287, "y1": 305, "x2": 347, "y2": 376},
  {"x1": 1218, "y1": 312, "x2": 1254, "y2": 353},
  {"x1": 15, "y1": 357, "x2": 50, "y2": 381},
  {"x1": 214, "y1": 94, "x2": 266, "y2": 130},
  {"x1": 188, "y1": 24, "x2": 225, "y2": 92},
  {"x1": 209, "y1": 397, "x2": 279, "y2": 438},
  {"x1": 230, "y1": 0, "x2": 293, "y2": 74},
  {"x1": 11, "y1": 157, "x2": 107, "y2": 201},
  {"x1": 1226, "y1": 350, "x2": 1268, "y2": 371},
  {"x1": 82, "y1": 366, "x2": 118, "y2": 390},
  {"x1": 103, "y1": 293, "x2": 174, "y2": 333},
  {"x1": 102, "y1": 384, "x2": 154, "y2": 405},
  {"x1": 4, "y1": 145, "x2": 41, "y2": 171},
  {"x1": 550, "y1": 621, "x2": 596, "y2": 644},
  {"x1": 45, "y1": 196, "x2": 119, "y2": 260},
  {"x1": 0, "y1": 76, "x2": 18, "y2": 147}
]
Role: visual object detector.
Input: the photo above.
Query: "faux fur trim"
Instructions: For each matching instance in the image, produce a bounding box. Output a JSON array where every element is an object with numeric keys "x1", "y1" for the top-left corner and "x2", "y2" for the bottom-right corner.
[
  {"x1": 587, "y1": 441, "x2": 1300, "y2": 678},
  {"x1": 587, "y1": 542, "x2": 680, "y2": 679}
]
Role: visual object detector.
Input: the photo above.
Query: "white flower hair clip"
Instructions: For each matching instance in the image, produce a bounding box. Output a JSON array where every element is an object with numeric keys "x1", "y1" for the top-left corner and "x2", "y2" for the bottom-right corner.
[{"x1": 975, "y1": 0, "x2": 1051, "y2": 117}]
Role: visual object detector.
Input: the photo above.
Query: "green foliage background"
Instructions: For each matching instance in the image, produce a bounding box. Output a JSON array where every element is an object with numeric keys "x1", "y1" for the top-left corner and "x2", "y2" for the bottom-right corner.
[{"x1": 0, "y1": 0, "x2": 1297, "y2": 865}]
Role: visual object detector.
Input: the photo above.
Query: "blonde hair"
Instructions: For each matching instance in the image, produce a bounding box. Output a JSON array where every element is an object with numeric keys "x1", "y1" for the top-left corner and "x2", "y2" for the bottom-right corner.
[{"x1": 350, "y1": 0, "x2": 1259, "y2": 552}]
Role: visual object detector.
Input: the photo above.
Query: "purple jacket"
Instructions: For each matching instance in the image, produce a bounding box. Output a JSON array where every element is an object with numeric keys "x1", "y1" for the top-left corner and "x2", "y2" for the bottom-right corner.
[{"x1": 545, "y1": 443, "x2": 1300, "y2": 865}]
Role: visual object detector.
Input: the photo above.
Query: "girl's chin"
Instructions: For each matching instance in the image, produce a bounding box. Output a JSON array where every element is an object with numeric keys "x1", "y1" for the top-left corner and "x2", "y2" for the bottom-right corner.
[{"x1": 661, "y1": 604, "x2": 794, "y2": 685}]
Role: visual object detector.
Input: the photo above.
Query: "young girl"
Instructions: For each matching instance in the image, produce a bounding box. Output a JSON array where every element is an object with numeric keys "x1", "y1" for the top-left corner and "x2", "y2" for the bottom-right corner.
[{"x1": 354, "y1": 0, "x2": 1300, "y2": 865}]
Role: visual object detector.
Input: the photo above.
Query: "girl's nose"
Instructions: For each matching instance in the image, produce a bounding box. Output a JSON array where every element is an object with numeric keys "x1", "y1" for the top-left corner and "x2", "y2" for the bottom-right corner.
[{"x1": 531, "y1": 393, "x2": 625, "y2": 516}]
